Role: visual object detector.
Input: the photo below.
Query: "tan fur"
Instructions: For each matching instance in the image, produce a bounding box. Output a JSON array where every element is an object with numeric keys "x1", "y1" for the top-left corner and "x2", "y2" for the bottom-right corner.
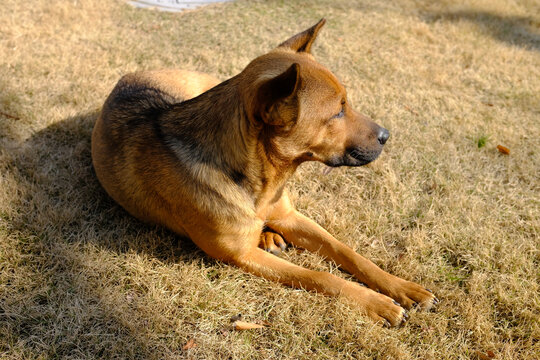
[
  {"x1": 91, "y1": 19, "x2": 437, "y2": 326},
  {"x1": 120, "y1": 69, "x2": 221, "y2": 100}
]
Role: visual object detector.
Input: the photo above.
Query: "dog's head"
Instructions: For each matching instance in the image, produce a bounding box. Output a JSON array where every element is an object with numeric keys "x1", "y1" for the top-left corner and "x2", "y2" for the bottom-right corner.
[{"x1": 242, "y1": 19, "x2": 389, "y2": 167}]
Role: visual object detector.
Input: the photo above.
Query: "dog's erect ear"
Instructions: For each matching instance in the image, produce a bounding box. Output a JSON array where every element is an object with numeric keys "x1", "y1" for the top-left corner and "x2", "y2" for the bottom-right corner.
[
  {"x1": 278, "y1": 18, "x2": 326, "y2": 53},
  {"x1": 256, "y1": 63, "x2": 301, "y2": 127}
]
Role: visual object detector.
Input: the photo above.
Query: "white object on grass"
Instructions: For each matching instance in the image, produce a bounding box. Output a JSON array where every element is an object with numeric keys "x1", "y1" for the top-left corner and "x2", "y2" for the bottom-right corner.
[{"x1": 128, "y1": 0, "x2": 231, "y2": 12}]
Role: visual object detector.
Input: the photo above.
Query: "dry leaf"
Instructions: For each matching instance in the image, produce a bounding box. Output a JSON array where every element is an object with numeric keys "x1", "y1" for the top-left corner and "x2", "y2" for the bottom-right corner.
[
  {"x1": 474, "y1": 351, "x2": 490, "y2": 360},
  {"x1": 182, "y1": 338, "x2": 196, "y2": 350},
  {"x1": 496, "y1": 145, "x2": 510, "y2": 155},
  {"x1": 233, "y1": 320, "x2": 265, "y2": 330},
  {"x1": 404, "y1": 105, "x2": 419, "y2": 116},
  {"x1": 474, "y1": 350, "x2": 496, "y2": 359}
]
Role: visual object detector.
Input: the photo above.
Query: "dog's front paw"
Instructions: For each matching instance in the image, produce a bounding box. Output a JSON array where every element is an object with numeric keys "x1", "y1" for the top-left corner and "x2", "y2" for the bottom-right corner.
[
  {"x1": 383, "y1": 277, "x2": 439, "y2": 310},
  {"x1": 365, "y1": 292, "x2": 409, "y2": 327},
  {"x1": 259, "y1": 231, "x2": 287, "y2": 255},
  {"x1": 343, "y1": 283, "x2": 408, "y2": 327}
]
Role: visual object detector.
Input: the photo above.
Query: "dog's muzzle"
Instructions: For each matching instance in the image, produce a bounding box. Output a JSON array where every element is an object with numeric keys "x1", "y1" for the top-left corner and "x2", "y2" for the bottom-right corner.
[
  {"x1": 324, "y1": 147, "x2": 380, "y2": 167},
  {"x1": 347, "y1": 146, "x2": 383, "y2": 166},
  {"x1": 326, "y1": 127, "x2": 390, "y2": 167}
]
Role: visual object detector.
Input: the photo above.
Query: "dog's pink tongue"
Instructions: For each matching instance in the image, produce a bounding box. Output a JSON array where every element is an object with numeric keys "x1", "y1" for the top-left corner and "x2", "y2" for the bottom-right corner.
[{"x1": 322, "y1": 166, "x2": 334, "y2": 175}]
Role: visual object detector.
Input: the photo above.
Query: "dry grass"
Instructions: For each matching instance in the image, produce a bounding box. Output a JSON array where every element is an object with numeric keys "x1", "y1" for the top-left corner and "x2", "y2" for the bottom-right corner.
[{"x1": 1, "y1": 0, "x2": 539, "y2": 358}]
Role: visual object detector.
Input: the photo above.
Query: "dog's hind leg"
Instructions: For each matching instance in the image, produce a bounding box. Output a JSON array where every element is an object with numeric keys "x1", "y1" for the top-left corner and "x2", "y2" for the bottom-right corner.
[{"x1": 258, "y1": 228, "x2": 287, "y2": 255}]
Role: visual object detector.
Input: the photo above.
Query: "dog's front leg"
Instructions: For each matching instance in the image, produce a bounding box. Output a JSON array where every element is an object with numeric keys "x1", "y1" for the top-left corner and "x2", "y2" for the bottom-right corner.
[
  {"x1": 266, "y1": 193, "x2": 438, "y2": 310},
  {"x1": 187, "y1": 225, "x2": 406, "y2": 326},
  {"x1": 229, "y1": 245, "x2": 407, "y2": 327}
]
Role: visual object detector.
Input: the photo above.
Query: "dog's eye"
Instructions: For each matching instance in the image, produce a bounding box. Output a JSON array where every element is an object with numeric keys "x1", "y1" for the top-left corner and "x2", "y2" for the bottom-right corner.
[{"x1": 333, "y1": 108, "x2": 345, "y2": 119}]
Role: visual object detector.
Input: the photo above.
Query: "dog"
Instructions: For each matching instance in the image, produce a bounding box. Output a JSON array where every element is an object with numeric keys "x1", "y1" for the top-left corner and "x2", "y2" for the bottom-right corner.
[{"x1": 91, "y1": 19, "x2": 438, "y2": 327}]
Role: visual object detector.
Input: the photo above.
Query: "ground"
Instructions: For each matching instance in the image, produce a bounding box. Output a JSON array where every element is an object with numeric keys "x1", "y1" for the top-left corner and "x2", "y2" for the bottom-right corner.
[{"x1": 0, "y1": 0, "x2": 538, "y2": 359}]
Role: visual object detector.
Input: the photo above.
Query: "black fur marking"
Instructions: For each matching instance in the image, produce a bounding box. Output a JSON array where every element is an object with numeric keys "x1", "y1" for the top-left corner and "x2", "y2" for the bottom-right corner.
[
  {"x1": 229, "y1": 169, "x2": 246, "y2": 185},
  {"x1": 108, "y1": 84, "x2": 182, "y2": 144},
  {"x1": 114, "y1": 85, "x2": 177, "y2": 110},
  {"x1": 109, "y1": 85, "x2": 176, "y2": 127}
]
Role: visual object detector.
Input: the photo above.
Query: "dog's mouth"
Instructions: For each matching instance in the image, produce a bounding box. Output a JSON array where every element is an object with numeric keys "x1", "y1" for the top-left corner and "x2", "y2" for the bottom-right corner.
[{"x1": 324, "y1": 147, "x2": 382, "y2": 167}]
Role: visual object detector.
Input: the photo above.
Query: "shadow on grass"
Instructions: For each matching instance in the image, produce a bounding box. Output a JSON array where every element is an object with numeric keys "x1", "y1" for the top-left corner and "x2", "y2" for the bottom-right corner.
[
  {"x1": 2, "y1": 111, "x2": 209, "y2": 358},
  {"x1": 425, "y1": 10, "x2": 540, "y2": 51},
  {"x1": 15, "y1": 110, "x2": 204, "y2": 260}
]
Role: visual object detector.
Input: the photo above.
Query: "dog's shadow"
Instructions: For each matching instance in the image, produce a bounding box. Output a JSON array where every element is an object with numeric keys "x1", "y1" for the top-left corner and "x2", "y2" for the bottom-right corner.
[
  {"x1": 14, "y1": 110, "x2": 203, "y2": 259},
  {"x1": 6, "y1": 111, "x2": 210, "y2": 356}
]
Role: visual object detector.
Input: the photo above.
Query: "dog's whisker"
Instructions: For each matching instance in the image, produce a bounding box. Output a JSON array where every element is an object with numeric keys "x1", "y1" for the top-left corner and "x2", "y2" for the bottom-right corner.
[{"x1": 322, "y1": 166, "x2": 334, "y2": 175}]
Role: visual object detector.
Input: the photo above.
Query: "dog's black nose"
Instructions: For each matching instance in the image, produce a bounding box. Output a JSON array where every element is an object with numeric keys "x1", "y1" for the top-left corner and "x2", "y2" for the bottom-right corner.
[{"x1": 377, "y1": 128, "x2": 390, "y2": 145}]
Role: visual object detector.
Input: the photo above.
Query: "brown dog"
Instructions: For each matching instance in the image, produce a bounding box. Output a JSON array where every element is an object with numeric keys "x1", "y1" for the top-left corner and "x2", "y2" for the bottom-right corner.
[{"x1": 92, "y1": 19, "x2": 437, "y2": 326}]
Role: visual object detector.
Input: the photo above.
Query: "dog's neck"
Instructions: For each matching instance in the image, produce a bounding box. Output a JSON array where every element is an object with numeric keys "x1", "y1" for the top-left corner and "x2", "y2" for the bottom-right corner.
[{"x1": 160, "y1": 76, "x2": 298, "y2": 209}]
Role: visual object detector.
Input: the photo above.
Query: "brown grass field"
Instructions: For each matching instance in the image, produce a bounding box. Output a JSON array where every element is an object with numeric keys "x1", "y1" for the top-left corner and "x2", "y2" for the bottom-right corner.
[{"x1": 1, "y1": 0, "x2": 539, "y2": 358}]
